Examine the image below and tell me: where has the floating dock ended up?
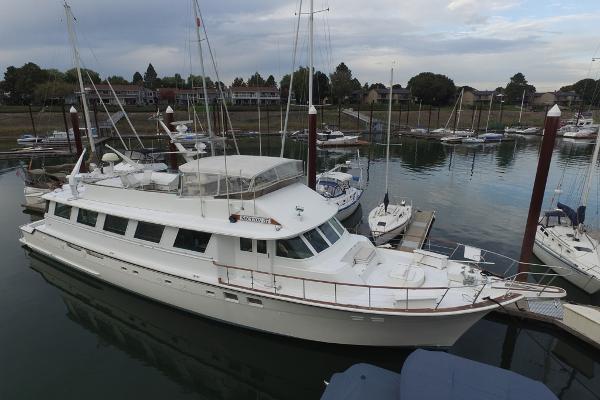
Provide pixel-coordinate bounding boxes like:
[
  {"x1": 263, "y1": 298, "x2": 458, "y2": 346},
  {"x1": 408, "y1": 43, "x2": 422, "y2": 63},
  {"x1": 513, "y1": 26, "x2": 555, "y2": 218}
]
[
  {"x1": 397, "y1": 210, "x2": 435, "y2": 252},
  {"x1": 498, "y1": 299, "x2": 600, "y2": 350}
]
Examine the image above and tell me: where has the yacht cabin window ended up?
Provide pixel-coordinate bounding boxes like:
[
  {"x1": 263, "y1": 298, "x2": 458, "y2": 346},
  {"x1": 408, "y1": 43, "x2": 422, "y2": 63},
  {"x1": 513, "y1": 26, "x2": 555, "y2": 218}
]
[
  {"x1": 257, "y1": 240, "x2": 267, "y2": 254},
  {"x1": 54, "y1": 203, "x2": 72, "y2": 219},
  {"x1": 303, "y1": 229, "x2": 330, "y2": 253},
  {"x1": 318, "y1": 222, "x2": 340, "y2": 244},
  {"x1": 276, "y1": 237, "x2": 313, "y2": 259},
  {"x1": 173, "y1": 229, "x2": 212, "y2": 253},
  {"x1": 240, "y1": 237, "x2": 253, "y2": 252},
  {"x1": 329, "y1": 218, "x2": 345, "y2": 236},
  {"x1": 134, "y1": 221, "x2": 165, "y2": 243},
  {"x1": 44, "y1": 200, "x2": 50, "y2": 214},
  {"x1": 77, "y1": 209, "x2": 98, "y2": 227},
  {"x1": 103, "y1": 215, "x2": 129, "y2": 235}
]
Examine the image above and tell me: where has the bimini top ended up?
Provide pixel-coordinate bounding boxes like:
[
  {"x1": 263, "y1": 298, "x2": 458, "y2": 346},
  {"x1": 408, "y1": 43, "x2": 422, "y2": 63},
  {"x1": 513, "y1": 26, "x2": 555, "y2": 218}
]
[
  {"x1": 317, "y1": 171, "x2": 354, "y2": 183},
  {"x1": 178, "y1": 155, "x2": 304, "y2": 197}
]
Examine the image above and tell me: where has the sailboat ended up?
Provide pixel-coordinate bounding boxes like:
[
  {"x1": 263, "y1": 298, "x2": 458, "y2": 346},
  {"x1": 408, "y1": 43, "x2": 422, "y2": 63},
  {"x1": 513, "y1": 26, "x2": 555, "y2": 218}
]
[
  {"x1": 440, "y1": 88, "x2": 472, "y2": 144},
  {"x1": 368, "y1": 68, "x2": 413, "y2": 246},
  {"x1": 533, "y1": 111, "x2": 600, "y2": 294},
  {"x1": 316, "y1": 153, "x2": 364, "y2": 221}
]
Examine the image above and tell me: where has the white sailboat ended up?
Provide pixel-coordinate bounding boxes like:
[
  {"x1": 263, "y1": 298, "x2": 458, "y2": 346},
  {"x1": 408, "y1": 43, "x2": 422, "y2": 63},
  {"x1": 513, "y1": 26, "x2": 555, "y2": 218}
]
[
  {"x1": 440, "y1": 88, "x2": 472, "y2": 144},
  {"x1": 368, "y1": 68, "x2": 413, "y2": 246},
  {"x1": 534, "y1": 105, "x2": 600, "y2": 293}
]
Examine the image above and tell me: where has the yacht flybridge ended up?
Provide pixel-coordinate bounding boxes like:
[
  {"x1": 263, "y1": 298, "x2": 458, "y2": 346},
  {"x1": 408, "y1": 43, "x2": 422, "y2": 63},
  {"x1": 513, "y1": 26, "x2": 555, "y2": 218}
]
[{"x1": 20, "y1": 151, "x2": 566, "y2": 347}]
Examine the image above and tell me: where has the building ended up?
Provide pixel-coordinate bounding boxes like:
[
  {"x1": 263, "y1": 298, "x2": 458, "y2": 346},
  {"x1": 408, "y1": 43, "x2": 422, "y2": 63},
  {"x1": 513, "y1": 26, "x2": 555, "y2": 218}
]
[
  {"x1": 229, "y1": 86, "x2": 280, "y2": 105},
  {"x1": 84, "y1": 84, "x2": 152, "y2": 106},
  {"x1": 462, "y1": 90, "x2": 497, "y2": 105},
  {"x1": 173, "y1": 88, "x2": 221, "y2": 106},
  {"x1": 364, "y1": 87, "x2": 410, "y2": 104},
  {"x1": 533, "y1": 91, "x2": 580, "y2": 107}
]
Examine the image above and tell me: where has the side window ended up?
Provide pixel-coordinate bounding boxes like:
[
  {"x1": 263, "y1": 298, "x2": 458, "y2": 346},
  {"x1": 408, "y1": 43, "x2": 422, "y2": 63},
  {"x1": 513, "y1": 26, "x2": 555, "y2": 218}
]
[
  {"x1": 303, "y1": 229, "x2": 329, "y2": 253},
  {"x1": 329, "y1": 218, "x2": 345, "y2": 235},
  {"x1": 44, "y1": 200, "x2": 50, "y2": 214},
  {"x1": 240, "y1": 237, "x2": 253, "y2": 252},
  {"x1": 276, "y1": 237, "x2": 313, "y2": 259},
  {"x1": 173, "y1": 229, "x2": 211, "y2": 253},
  {"x1": 134, "y1": 221, "x2": 165, "y2": 243},
  {"x1": 54, "y1": 203, "x2": 72, "y2": 219},
  {"x1": 103, "y1": 215, "x2": 129, "y2": 235},
  {"x1": 257, "y1": 240, "x2": 267, "y2": 254},
  {"x1": 77, "y1": 209, "x2": 98, "y2": 227},
  {"x1": 318, "y1": 222, "x2": 339, "y2": 244}
]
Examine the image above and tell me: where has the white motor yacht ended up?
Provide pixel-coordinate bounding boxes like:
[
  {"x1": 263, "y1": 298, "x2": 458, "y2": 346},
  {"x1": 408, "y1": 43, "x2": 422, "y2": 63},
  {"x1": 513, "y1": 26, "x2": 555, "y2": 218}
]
[
  {"x1": 20, "y1": 151, "x2": 565, "y2": 347},
  {"x1": 316, "y1": 129, "x2": 359, "y2": 147}
]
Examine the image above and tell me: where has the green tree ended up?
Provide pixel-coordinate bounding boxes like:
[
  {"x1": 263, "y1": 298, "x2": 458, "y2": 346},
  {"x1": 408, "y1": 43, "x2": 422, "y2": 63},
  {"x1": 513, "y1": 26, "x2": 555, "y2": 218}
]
[
  {"x1": 1, "y1": 62, "x2": 49, "y2": 104},
  {"x1": 314, "y1": 71, "x2": 330, "y2": 103},
  {"x1": 406, "y1": 72, "x2": 456, "y2": 106},
  {"x1": 33, "y1": 81, "x2": 75, "y2": 104},
  {"x1": 105, "y1": 75, "x2": 129, "y2": 85},
  {"x1": 504, "y1": 73, "x2": 535, "y2": 104},
  {"x1": 187, "y1": 74, "x2": 214, "y2": 89},
  {"x1": 560, "y1": 78, "x2": 599, "y2": 106},
  {"x1": 143, "y1": 63, "x2": 158, "y2": 88},
  {"x1": 232, "y1": 77, "x2": 246, "y2": 87},
  {"x1": 330, "y1": 62, "x2": 360, "y2": 103},
  {"x1": 248, "y1": 72, "x2": 265, "y2": 86},
  {"x1": 132, "y1": 71, "x2": 143, "y2": 85},
  {"x1": 65, "y1": 68, "x2": 101, "y2": 84},
  {"x1": 265, "y1": 74, "x2": 277, "y2": 87},
  {"x1": 160, "y1": 73, "x2": 186, "y2": 88},
  {"x1": 280, "y1": 74, "x2": 291, "y2": 99},
  {"x1": 368, "y1": 83, "x2": 386, "y2": 90}
]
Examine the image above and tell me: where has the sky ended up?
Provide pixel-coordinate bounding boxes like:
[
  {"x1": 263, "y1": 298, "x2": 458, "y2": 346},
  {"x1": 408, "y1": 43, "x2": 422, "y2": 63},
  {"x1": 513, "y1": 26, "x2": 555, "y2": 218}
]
[{"x1": 1, "y1": 0, "x2": 600, "y2": 91}]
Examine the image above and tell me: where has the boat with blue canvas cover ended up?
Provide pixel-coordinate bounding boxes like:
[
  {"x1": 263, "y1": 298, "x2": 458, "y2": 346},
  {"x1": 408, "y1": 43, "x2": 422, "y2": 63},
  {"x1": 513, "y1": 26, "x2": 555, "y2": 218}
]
[{"x1": 321, "y1": 349, "x2": 557, "y2": 400}]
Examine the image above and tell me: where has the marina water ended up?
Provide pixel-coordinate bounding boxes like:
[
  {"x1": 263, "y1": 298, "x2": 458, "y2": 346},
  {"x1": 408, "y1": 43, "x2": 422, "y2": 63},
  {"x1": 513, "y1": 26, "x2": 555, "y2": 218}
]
[{"x1": 1, "y1": 136, "x2": 599, "y2": 399}]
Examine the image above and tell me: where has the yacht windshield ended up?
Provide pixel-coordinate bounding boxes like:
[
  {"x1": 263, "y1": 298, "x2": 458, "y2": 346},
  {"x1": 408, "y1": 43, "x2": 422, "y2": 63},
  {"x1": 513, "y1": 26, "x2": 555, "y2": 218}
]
[
  {"x1": 276, "y1": 237, "x2": 313, "y2": 259},
  {"x1": 318, "y1": 222, "x2": 340, "y2": 244},
  {"x1": 329, "y1": 218, "x2": 345, "y2": 236},
  {"x1": 303, "y1": 229, "x2": 330, "y2": 253}
]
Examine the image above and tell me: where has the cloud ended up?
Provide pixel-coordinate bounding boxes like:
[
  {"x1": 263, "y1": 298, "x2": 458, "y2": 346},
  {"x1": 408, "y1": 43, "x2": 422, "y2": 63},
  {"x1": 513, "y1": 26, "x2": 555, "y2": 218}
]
[{"x1": 0, "y1": 0, "x2": 599, "y2": 92}]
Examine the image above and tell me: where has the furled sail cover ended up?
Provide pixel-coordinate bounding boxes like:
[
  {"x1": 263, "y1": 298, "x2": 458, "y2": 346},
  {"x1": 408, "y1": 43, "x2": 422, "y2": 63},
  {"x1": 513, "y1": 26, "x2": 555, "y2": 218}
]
[{"x1": 557, "y1": 202, "x2": 586, "y2": 226}]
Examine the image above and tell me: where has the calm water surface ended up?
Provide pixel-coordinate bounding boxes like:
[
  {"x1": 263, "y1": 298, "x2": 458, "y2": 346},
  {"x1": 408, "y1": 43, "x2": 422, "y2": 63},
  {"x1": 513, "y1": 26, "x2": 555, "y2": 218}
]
[{"x1": 1, "y1": 135, "x2": 600, "y2": 399}]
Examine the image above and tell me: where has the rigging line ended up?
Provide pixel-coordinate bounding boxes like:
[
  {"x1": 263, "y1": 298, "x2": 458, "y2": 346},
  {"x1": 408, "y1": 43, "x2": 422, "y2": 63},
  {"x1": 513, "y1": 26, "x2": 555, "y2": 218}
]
[
  {"x1": 194, "y1": 0, "x2": 239, "y2": 155},
  {"x1": 86, "y1": 73, "x2": 128, "y2": 150},
  {"x1": 280, "y1": 0, "x2": 304, "y2": 157}
]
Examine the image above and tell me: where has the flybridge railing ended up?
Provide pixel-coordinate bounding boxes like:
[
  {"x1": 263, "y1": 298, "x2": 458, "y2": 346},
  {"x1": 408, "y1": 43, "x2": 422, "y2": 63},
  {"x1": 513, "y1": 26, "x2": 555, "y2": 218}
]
[{"x1": 213, "y1": 261, "x2": 534, "y2": 312}]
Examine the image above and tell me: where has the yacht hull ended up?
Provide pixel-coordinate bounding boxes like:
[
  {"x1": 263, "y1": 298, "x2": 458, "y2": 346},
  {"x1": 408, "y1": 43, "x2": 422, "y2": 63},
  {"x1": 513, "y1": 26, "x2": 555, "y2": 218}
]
[
  {"x1": 533, "y1": 239, "x2": 600, "y2": 294},
  {"x1": 20, "y1": 226, "x2": 493, "y2": 347}
]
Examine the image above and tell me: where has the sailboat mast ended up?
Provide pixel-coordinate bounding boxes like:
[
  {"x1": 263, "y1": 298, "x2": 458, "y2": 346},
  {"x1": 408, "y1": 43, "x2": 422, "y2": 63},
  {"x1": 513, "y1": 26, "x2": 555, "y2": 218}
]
[
  {"x1": 193, "y1": 0, "x2": 215, "y2": 156},
  {"x1": 385, "y1": 68, "x2": 393, "y2": 194},
  {"x1": 456, "y1": 88, "x2": 464, "y2": 129},
  {"x1": 307, "y1": 0, "x2": 317, "y2": 190},
  {"x1": 582, "y1": 129, "x2": 600, "y2": 208},
  {"x1": 485, "y1": 94, "x2": 494, "y2": 133},
  {"x1": 64, "y1": 2, "x2": 95, "y2": 153},
  {"x1": 518, "y1": 89, "x2": 525, "y2": 124}
]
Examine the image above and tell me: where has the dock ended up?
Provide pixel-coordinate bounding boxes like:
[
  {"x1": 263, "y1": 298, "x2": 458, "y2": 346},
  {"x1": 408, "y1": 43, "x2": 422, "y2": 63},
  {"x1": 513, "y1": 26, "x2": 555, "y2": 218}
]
[
  {"x1": 397, "y1": 210, "x2": 435, "y2": 252},
  {"x1": 498, "y1": 299, "x2": 600, "y2": 350}
]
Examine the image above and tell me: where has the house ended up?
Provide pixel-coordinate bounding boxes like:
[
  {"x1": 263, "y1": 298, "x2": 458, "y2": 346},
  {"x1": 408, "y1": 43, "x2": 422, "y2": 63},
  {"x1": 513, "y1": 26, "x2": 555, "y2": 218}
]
[
  {"x1": 364, "y1": 87, "x2": 410, "y2": 104},
  {"x1": 533, "y1": 91, "x2": 580, "y2": 107},
  {"x1": 462, "y1": 90, "x2": 496, "y2": 105},
  {"x1": 230, "y1": 86, "x2": 280, "y2": 105},
  {"x1": 84, "y1": 84, "x2": 150, "y2": 106},
  {"x1": 173, "y1": 88, "x2": 220, "y2": 105}
]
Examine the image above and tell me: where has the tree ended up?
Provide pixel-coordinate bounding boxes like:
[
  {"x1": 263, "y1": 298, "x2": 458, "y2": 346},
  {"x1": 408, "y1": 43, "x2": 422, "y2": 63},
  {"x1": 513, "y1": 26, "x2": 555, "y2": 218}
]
[
  {"x1": 105, "y1": 75, "x2": 129, "y2": 85},
  {"x1": 143, "y1": 63, "x2": 158, "y2": 88},
  {"x1": 65, "y1": 68, "x2": 101, "y2": 84},
  {"x1": 214, "y1": 81, "x2": 226, "y2": 91},
  {"x1": 1, "y1": 63, "x2": 49, "y2": 104},
  {"x1": 232, "y1": 77, "x2": 246, "y2": 87},
  {"x1": 160, "y1": 73, "x2": 186, "y2": 88},
  {"x1": 247, "y1": 72, "x2": 265, "y2": 86},
  {"x1": 406, "y1": 72, "x2": 456, "y2": 106},
  {"x1": 33, "y1": 81, "x2": 75, "y2": 104},
  {"x1": 330, "y1": 62, "x2": 360, "y2": 103},
  {"x1": 504, "y1": 73, "x2": 535, "y2": 104},
  {"x1": 560, "y1": 78, "x2": 599, "y2": 106},
  {"x1": 132, "y1": 71, "x2": 143, "y2": 85},
  {"x1": 314, "y1": 71, "x2": 330, "y2": 103},
  {"x1": 280, "y1": 74, "x2": 291, "y2": 99},
  {"x1": 265, "y1": 74, "x2": 277, "y2": 88},
  {"x1": 368, "y1": 83, "x2": 386, "y2": 90}
]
